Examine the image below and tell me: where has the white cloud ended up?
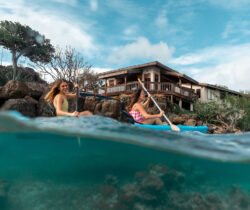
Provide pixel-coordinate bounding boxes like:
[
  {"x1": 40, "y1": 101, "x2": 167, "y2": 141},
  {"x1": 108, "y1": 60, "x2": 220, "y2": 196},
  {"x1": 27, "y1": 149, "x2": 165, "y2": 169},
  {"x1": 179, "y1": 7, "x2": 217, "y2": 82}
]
[
  {"x1": 155, "y1": 10, "x2": 168, "y2": 28},
  {"x1": 90, "y1": 0, "x2": 98, "y2": 11},
  {"x1": 51, "y1": 0, "x2": 77, "y2": 6},
  {"x1": 92, "y1": 67, "x2": 111, "y2": 74},
  {"x1": 123, "y1": 25, "x2": 138, "y2": 36},
  {"x1": 207, "y1": 0, "x2": 250, "y2": 9},
  {"x1": 108, "y1": 37, "x2": 175, "y2": 64},
  {"x1": 223, "y1": 20, "x2": 250, "y2": 39},
  {"x1": 0, "y1": 0, "x2": 97, "y2": 57},
  {"x1": 1, "y1": 61, "x2": 12, "y2": 66},
  {"x1": 169, "y1": 44, "x2": 250, "y2": 91}
]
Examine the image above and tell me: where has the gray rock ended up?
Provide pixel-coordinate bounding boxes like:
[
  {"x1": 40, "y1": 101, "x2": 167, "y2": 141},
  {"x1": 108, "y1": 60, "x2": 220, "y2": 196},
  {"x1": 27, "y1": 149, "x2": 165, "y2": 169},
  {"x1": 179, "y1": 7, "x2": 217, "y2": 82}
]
[
  {"x1": 68, "y1": 97, "x2": 85, "y2": 112},
  {"x1": 37, "y1": 100, "x2": 56, "y2": 117},
  {"x1": 1, "y1": 98, "x2": 37, "y2": 117},
  {"x1": 0, "y1": 80, "x2": 29, "y2": 99},
  {"x1": 83, "y1": 96, "x2": 99, "y2": 112},
  {"x1": 26, "y1": 82, "x2": 48, "y2": 100}
]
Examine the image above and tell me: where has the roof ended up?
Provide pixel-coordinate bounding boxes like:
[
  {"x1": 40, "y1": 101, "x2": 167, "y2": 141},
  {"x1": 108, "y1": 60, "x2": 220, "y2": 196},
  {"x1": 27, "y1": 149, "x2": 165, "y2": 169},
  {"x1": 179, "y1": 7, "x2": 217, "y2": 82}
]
[
  {"x1": 98, "y1": 61, "x2": 199, "y2": 84},
  {"x1": 199, "y1": 83, "x2": 242, "y2": 95}
]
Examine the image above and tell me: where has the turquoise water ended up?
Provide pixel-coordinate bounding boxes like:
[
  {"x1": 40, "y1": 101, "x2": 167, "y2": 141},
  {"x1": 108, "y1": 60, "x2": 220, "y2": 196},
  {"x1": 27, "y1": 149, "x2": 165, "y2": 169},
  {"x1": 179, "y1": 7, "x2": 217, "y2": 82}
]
[{"x1": 0, "y1": 111, "x2": 250, "y2": 209}]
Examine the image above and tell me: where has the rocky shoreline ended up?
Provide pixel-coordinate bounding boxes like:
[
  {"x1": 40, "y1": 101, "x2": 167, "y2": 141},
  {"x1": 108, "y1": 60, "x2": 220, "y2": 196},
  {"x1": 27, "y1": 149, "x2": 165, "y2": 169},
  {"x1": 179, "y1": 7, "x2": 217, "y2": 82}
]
[{"x1": 0, "y1": 80, "x2": 242, "y2": 134}]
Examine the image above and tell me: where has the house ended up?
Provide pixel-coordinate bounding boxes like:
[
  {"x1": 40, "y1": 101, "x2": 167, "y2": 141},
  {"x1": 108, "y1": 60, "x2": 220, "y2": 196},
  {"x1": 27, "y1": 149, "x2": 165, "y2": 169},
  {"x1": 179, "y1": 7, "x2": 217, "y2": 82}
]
[
  {"x1": 96, "y1": 61, "x2": 199, "y2": 110},
  {"x1": 182, "y1": 83, "x2": 242, "y2": 102}
]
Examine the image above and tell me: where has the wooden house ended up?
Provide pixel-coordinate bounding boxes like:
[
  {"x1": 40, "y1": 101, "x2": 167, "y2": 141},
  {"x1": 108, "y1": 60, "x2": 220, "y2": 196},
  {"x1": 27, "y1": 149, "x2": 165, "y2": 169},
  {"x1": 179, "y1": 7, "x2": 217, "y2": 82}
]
[
  {"x1": 182, "y1": 83, "x2": 242, "y2": 102},
  {"x1": 96, "y1": 61, "x2": 199, "y2": 110}
]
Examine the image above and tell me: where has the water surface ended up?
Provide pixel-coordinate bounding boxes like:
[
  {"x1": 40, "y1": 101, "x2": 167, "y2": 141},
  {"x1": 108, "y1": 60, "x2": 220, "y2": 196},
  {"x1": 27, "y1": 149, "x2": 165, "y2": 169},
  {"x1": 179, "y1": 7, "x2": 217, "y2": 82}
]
[{"x1": 0, "y1": 111, "x2": 250, "y2": 209}]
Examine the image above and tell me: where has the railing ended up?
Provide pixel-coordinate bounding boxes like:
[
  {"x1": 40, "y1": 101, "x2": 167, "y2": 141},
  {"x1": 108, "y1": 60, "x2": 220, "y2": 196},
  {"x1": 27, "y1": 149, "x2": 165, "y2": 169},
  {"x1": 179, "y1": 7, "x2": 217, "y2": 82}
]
[{"x1": 95, "y1": 81, "x2": 197, "y2": 99}]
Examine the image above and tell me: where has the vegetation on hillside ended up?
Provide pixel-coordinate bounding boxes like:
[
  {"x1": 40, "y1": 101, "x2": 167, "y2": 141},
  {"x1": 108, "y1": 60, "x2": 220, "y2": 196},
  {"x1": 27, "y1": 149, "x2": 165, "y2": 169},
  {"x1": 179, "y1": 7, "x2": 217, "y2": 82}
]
[{"x1": 194, "y1": 95, "x2": 250, "y2": 131}]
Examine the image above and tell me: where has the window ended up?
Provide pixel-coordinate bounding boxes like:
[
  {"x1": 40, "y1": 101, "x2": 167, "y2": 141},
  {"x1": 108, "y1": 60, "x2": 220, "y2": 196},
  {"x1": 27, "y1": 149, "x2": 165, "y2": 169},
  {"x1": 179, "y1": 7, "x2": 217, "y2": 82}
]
[
  {"x1": 196, "y1": 89, "x2": 201, "y2": 98},
  {"x1": 144, "y1": 73, "x2": 151, "y2": 89},
  {"x1": 220, "y1": 91, "x2": 226, "y2": 99},
  {"x1": 207, "y1": 89, "x2": 215, "y2": 100},
  {"x1": 109, "y1": 79, "x2": 114, "y2": 87},
  {"x1": 155, "y1": 74, "x2": 159, "y2": 90}
]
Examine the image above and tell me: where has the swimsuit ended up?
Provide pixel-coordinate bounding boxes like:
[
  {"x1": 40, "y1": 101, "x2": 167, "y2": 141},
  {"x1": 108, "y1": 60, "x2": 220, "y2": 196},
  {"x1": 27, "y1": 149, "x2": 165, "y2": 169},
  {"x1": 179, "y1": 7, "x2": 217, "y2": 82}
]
[
  {"x1": 53, "y1": 96, "x2": 69, "y2": 112},
  {"x1": 129, "y1": 111, "x2": 144, "y2": 123}
]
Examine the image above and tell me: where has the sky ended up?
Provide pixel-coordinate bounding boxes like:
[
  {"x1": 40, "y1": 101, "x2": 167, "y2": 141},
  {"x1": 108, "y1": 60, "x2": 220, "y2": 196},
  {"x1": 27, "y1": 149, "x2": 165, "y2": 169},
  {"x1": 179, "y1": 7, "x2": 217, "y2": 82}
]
[{"x1": 0, "y1": 0, "x2": 250, "y2": 91}]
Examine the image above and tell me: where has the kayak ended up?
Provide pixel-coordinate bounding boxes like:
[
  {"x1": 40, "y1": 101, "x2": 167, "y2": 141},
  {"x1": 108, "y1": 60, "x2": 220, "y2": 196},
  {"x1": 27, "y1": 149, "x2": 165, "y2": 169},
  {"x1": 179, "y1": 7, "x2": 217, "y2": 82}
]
[{"x1": 134, "y1": 124, "x2": 208, "y2": 133}]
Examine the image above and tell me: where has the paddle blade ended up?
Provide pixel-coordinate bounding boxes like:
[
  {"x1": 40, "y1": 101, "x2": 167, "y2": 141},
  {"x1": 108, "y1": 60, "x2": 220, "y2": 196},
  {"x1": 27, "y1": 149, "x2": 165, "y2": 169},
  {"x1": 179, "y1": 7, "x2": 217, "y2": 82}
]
[{"x1": 170, "y1": 124, "x2": 180, "y2": 132}]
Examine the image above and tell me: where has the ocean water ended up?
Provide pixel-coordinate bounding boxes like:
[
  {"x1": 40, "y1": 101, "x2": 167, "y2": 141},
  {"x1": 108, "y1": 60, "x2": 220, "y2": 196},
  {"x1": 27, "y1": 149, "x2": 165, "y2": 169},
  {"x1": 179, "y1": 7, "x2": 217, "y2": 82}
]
[{"x1": 0, "y1": 111, "x2": 250, "y2": 210}]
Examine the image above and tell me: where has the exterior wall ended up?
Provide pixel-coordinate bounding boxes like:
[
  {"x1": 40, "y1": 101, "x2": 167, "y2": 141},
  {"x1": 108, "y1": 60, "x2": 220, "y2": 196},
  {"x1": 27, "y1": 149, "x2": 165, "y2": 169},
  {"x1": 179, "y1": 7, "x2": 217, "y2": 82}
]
[
  {"x1": 142, "y1": 67, "x2": 161, "y2": 90},
  {"x1": 182, "y1": 84, "x2": 222, "y2": 102}
]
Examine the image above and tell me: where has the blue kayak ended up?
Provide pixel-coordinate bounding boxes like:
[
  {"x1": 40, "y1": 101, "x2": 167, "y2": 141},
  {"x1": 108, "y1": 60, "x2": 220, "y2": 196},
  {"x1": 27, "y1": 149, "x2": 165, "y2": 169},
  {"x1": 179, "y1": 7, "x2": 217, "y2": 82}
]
[{"x1": 135, "y1": 124, "x2": 208, "y2": 133}]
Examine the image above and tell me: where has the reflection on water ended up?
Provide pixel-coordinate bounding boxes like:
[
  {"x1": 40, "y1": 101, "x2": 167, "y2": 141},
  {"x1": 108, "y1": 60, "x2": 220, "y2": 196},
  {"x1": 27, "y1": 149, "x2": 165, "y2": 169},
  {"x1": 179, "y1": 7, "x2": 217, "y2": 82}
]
[{"x1": 0, "y1": 112, "x2": 250, "y2": 209}]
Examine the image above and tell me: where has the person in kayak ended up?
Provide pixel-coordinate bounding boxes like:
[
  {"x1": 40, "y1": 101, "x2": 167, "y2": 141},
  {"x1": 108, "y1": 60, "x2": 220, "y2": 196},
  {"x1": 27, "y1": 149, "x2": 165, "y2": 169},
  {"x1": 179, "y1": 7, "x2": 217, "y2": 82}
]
[
  {"x1": 127, "y1": 89, "x2": 166, "y2": 125},
  {"x1": 45, "y1": 79, "x2": 93, "y2": 117}
]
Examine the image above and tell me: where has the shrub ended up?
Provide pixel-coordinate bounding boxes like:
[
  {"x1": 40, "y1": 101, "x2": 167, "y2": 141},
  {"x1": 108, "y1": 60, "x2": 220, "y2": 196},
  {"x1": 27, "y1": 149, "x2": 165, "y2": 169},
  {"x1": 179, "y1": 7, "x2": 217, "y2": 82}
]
[{"x1": 194, "y1": 95, "x2": 250, "y2": 131}]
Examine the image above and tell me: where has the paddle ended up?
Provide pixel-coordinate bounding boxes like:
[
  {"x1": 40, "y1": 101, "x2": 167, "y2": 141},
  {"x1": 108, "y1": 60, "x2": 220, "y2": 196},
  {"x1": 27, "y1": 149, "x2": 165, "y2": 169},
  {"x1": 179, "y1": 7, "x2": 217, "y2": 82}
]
[
  {"x1": 138, "y1": 78, "x2": 180, "y2": 132},
  {"x1": 75, "y1": 68, "x2": 81, "y2": 146},
  {"x1": 75, "y1": 68, "x2": 79, "y2": 112}
]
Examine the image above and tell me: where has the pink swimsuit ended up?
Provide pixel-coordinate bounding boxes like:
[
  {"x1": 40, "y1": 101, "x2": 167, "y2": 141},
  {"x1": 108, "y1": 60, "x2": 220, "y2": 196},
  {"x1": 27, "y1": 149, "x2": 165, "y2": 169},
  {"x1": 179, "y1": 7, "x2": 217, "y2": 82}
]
[{"x1": 129, "y1": 111, "x2": 144, "y2": 123}]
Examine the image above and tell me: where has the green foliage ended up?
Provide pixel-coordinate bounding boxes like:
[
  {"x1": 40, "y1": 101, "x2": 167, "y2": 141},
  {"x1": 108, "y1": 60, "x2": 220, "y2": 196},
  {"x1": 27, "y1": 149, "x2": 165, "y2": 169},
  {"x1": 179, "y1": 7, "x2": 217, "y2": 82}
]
[
  {"x1": 166, "y1": 99, "x2": 192, "y2": 115},
  {"x1": 0, "y1": 20, "x2": 55, "y2": 79},
  {"x1": 194, "y1": 95, "x2": 250, "y2": 131}
]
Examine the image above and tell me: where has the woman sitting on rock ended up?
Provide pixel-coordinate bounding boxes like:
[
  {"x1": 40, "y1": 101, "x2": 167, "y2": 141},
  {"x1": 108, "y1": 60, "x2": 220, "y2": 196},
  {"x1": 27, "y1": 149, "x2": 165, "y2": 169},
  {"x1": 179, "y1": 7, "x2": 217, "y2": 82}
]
[
  {"x1": 127, "y1": 89, "x2": 166, "y2": 125},
  {"x1": 45, "y1": 79, "x2": 92, "y2": 117}
]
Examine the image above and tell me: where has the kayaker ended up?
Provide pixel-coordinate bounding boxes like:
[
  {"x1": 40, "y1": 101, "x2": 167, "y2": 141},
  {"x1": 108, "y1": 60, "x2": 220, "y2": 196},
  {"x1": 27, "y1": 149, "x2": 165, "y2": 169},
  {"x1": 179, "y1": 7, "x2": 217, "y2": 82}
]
[
  {"x1": 127, "y1": 89, "x2": 166, "y2": 125},
  {"x1": 45, "y1": 79, "x2": 93, "y2": 117}
]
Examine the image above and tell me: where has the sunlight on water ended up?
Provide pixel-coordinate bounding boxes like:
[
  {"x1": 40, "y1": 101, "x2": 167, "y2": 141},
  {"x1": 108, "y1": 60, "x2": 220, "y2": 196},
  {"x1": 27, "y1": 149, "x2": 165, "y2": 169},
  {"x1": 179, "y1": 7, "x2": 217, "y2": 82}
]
[{"x1": 0, "y1": 111, "x2": 250, "y2": 209}]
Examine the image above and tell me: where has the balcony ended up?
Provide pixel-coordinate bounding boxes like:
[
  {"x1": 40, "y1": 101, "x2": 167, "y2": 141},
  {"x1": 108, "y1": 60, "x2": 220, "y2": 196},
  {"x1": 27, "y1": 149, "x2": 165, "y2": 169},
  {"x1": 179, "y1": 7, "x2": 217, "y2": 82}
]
[{"x1": 95, "y1": 81, "x2": 197, "y2": 100}]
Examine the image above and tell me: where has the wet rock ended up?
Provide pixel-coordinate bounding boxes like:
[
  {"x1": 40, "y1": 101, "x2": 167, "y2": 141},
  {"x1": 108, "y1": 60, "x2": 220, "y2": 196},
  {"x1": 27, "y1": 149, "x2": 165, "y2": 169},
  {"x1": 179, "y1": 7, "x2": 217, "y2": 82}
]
[
  {"x1": 68, "y1": 97, "x2": 85, "y2": 112},
  {"x1": 94, "y1": 102, "x2": 102, "y2": 114},
  {"x1": 84, "y1": 96, "x2": 99, "y2": 112},
  {"x1": 26, "y1": 82, "x2": 47, "y2": 100},
  {"x1": 149, "y1": 164, "x2": 185, "y2": 191},
  {"x1": 37, "y1": 99, "x2": 56, "y2": 117},
  {"x1": 207, "y1": 124, "x2": 227, "y2": 134},
  {"x1": 170, "y1": 115, "x2": 186, "y2": 124},
  {"x1": 228, "y1": 185, "x2": 250, "y2": 209},
  {"x1": 1, "y1": 98, "x2": 37, "y2": 117},
  {"x1": 119, "y1": 94, "x2": 131, "y2": 107},
  {"x1": 184, "y1": 119, "x2": 197, "y2": 126},
  {"x1": 0, "y1": 80, "x2": 29, "y2": 99}
]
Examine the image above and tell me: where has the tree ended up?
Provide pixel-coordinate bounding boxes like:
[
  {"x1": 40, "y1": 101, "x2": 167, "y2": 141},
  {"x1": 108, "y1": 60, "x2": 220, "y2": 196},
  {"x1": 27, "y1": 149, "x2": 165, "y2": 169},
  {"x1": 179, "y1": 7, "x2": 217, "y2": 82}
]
[
  {"x1": 79, "y1": 67, "x2": 101, "y2": 91},
  {"x1": 33, "y1": 46, "x2": 99, "y2": 89},
  {"x1": 0, "y1": 20, "x2": 55, "y2": 80}
]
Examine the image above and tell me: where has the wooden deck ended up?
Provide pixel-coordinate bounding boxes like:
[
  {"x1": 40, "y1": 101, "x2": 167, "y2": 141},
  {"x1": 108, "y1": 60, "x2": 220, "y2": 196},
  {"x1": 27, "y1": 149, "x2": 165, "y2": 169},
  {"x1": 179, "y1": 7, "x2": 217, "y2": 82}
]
[{"x1": 95, "y1": 81, "x2": 197, "y2": 101}]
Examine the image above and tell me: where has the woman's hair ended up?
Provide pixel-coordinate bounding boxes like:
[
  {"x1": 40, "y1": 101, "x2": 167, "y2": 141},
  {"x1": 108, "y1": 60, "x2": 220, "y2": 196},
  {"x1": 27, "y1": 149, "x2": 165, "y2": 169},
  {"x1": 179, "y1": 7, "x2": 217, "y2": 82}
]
[
  {"x1": 127, "y1": 88, "x2": 143, "y2": 111},
  {"x1": 45, "y1": 79, "x2": 68, "y2": 104}
]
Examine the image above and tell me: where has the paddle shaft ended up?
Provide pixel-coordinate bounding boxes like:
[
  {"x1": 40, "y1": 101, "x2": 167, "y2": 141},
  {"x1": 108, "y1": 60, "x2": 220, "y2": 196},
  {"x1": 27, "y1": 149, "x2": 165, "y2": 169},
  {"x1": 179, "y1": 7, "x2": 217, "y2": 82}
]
[
  {"x1": 75, "y1": 71, "x2": 79, "y2": 112},
  {"x1": 139, "y1": 79, "x2": 172, "y2": 125}
]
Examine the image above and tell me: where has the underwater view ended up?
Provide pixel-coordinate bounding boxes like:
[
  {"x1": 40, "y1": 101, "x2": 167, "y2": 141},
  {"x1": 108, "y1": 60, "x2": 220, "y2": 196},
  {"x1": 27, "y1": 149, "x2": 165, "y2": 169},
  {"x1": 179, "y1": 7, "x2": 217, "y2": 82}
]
[{"x1": 0, "y1": 111, "x2": 250, "y2": 209}]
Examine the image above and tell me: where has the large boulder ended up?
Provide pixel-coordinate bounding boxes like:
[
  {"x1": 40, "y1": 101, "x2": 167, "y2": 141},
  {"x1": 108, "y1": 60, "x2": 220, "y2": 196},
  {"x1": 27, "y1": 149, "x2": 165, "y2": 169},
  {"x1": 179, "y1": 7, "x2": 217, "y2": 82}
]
[
  {"x1": 93, "y1": 100, "x2": 121, "y2": 119},
  {"x1": 37, "y1": 99, "x2": 56, "y2": 117},
  {"x1": 1, "y1": 97, "x2": 37, "y2": 117},
  {"x1": 83, "y1": 96, "x2": 99, "y2": 112},
  {"x1": 68, "y1": 97, "x2": 85, "y2": 112},
  {"x1": 26, "y1": 82, "x2": 48, "y2": 100},
  {"x1": 184, "y1": 119, "x2": 197, "y2": 126},
  {"x1": 0, "y1": 80, "x2": 29, "y2": 99}
]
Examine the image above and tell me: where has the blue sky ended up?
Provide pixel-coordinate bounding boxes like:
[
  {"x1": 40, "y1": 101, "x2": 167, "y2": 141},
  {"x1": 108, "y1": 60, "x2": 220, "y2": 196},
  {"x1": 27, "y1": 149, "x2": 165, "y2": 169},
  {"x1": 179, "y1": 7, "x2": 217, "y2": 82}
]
[{"x1": 0, "y1": 0, "x2": 250, "y2": 91}]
